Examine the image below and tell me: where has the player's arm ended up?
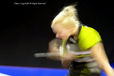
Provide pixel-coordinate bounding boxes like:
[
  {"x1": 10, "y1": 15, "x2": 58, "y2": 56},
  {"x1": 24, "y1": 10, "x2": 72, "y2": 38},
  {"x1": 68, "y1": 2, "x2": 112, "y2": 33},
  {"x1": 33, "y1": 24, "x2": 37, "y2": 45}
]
[
  {"x1": 90, "y1": 42, "x2": 114, "y2": 76},
  {"x1": 48, "y1": 38, "x2": 76, "y2": 68}
]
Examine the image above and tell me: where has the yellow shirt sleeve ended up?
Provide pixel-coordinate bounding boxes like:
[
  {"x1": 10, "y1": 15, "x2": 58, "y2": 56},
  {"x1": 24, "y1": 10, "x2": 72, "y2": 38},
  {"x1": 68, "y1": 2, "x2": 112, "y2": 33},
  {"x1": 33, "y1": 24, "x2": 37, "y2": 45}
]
[{"x1": 78, "y1": 25, "x2": 102, "y2": 50}]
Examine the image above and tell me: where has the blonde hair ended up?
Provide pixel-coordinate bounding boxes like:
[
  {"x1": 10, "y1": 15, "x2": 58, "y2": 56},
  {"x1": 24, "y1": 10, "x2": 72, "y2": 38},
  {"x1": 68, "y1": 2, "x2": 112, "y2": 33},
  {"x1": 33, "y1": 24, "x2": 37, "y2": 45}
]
[{"x1": 51, "y1": 5, "x2": 80, "y2": 28}]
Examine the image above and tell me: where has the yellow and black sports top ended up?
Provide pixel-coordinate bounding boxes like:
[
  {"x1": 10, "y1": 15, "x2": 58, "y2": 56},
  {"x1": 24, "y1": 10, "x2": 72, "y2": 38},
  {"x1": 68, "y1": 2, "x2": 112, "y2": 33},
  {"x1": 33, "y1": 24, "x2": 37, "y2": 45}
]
[
  {"x1": 78, "y1": 25, "x2": 102, "y2": 50},
  {"x1": 60, "y1": 25, "x2": 102, "y2": 60}
]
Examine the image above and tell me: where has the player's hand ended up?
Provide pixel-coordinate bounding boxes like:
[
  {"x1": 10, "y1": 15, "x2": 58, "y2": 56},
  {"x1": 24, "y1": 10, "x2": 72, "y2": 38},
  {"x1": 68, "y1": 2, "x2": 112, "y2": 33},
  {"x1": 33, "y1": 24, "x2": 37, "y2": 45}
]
[{"x1": 61, "y1": 53, "x2": 76, "y2": 68}]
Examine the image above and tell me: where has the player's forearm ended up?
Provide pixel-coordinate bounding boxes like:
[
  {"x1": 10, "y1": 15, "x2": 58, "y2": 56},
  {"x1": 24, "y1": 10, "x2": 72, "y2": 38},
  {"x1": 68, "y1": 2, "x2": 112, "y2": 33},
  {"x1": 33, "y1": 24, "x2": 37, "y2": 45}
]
[
  {"x1": 95, "y1": 57, "x2": 113, "y2": 76},
  {"x1": 90, "y1": 42, "x2": 113, "y2": 76}
]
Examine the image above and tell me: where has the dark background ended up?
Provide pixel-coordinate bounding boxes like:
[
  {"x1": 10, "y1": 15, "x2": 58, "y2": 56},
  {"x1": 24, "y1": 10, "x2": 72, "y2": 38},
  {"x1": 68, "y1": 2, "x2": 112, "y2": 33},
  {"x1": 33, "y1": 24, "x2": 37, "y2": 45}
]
[{"x1": 0, "y1": 0, "x2": 114, "y2": 68}]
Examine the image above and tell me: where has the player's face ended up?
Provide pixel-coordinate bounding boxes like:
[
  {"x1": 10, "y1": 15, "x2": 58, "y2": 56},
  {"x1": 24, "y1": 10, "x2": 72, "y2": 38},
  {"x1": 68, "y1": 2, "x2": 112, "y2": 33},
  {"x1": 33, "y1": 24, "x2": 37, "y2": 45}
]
[{"x1": 52, "y1": 23, "x2": 74, "y2": 40}]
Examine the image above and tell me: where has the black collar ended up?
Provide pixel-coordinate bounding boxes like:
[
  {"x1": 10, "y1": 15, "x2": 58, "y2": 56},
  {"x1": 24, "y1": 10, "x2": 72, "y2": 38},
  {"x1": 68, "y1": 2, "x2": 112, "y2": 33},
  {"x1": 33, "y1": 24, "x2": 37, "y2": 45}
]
[
  {"x1": 78, "y1": 24, "x2": 82, "y2": 35},
  {"x1": 67, "y1": 24, "x2": 82, "y2": 44}
]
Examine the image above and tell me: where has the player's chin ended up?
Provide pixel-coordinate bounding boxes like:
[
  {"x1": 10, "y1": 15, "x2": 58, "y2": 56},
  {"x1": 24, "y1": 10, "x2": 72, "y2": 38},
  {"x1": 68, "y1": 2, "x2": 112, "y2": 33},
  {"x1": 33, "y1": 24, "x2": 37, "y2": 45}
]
[
  {"x1": 57, "y1": 35, "x2": 69, "y2": 40},
  {"x1": 61, "y1": 36, "x2": 68, "y2": 40}
]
